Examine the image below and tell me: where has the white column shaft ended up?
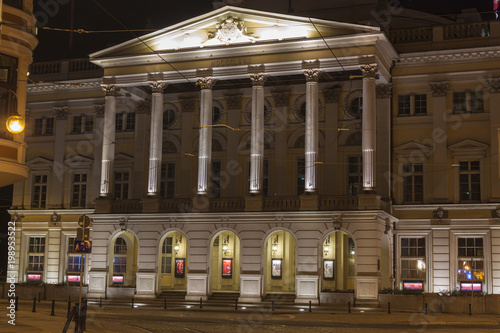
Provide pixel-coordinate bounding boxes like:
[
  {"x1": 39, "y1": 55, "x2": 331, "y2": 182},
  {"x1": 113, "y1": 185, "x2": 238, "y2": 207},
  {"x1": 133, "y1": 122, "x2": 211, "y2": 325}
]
[
  {"x1": 305, "y1": 81, "x2": 318, "y2": 192},
  {"x1": 197, "y1": 88, "x2": 212, "y2": 194},
  {"x1": 250, "y1": 85, "x2": 264, "y2": 193},
  {"x1": 362, "y1": 76, "x2": 376, "y2": 190},
  {"x1": 100, "y1": 95, "x2": 116, "y2": 196},
  {"x1": 147, "y1": 92, "x2": 164, "y2": 195}
]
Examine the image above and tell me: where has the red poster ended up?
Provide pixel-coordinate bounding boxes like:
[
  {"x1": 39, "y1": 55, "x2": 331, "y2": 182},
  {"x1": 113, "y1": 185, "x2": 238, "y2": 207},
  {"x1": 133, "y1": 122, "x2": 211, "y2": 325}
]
[
  {"x1": 175, "y1": 258, "x2": 185, "y2": 277},
  {"x1": 495, "y1": 0, "x2": 499, "y2": 11},
  {"x1": 222, "y1": 259, "x2": 232, "y2": 278}
]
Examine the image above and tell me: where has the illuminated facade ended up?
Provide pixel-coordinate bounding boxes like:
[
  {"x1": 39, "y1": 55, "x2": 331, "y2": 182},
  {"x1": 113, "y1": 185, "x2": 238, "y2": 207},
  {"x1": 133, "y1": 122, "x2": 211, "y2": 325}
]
[
  {"x1": 9, "y1": 5, "x2": 500, "y2": 303},
  {"x1": 0, "y1": 0, "x2": 37, "y2": 186}
]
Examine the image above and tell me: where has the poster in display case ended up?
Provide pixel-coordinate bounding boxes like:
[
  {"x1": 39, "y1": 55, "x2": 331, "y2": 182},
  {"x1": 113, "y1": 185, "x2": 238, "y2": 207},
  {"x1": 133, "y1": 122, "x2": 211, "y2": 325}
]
[
  {"x1": 175, "y1": 258, "x2": 185, "y2": 278},
  {"x1": 222, "y1": 258, "x2": 232, "y2": 278},
  {"x1": 323, "y1": 259, "x2": 335, "y2": 280},
  {"x1": 271, "y1": 259, "x2": 282, "y2": 279}
]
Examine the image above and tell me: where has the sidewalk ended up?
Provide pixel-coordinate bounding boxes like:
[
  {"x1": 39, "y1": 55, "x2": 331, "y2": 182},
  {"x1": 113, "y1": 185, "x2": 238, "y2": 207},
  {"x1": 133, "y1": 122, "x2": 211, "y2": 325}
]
[{"x1": 1, "y1": 299, "x2": 499, "y2": 332}]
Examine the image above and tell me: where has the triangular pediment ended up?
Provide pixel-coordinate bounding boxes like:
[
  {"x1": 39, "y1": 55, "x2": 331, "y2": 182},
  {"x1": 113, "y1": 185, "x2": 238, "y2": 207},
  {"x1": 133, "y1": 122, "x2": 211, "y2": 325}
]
[
  {"x1": 90, "y1": 6, "x2": 380, "y2": 61},
  {"x1": 26, "y1": 157, "x2": 53, "y2": 170},
  {"x1": 114, "y1": 153, "x2": 134, "y2": 168},
  {"x1": 394, "y1": 142, "x2": 433, "y2": 158},
  {"x1": 449, "y1": 139, "x2": 488, "y2": 157},
  {"x1": 64, "y1": 155, "x2": 93, "y2": 169}
]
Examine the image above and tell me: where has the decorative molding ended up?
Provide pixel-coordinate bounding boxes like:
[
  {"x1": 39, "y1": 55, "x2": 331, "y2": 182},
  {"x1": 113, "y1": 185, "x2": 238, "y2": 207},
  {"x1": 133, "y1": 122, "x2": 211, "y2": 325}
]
[
  {"x1": 101, "y1": 84, "x2": 120, "y2": 96},
  {"x1": 487, "y1": 78, "x2": 500, "y2": 94},
  {"x1": 180, "y1": 97, "x2": 196, "y2": 112},
  {"x1": 204, "y1": 16, "x2": 256, "y2": 45},
  {"x1": 323, "y1": 87, "x2": 340, "y2": 104},
  {"x1": 399, "y1": 50, "x2": 500, "y2": 65},
  {"x1": 28, "y1": 81, "x2": 102, "y2": 93},
  {"x1": 343, "y1": 89, "x2": 363, "y2": 119},
  {"x1": 429, "y1": 81, "x2": 449, "y2": 97},
  {"x1": 303, "y1": 68, "x2": 322, "y2": 82},
  {"x1": 53, "y1": 106, "x2": 69, "y2": 120},
  {"x1": 249, "y1": 73, "x2": 268, "y2": 86},
  {"x1": 433, "y1": 207, "x2": 448, "y2": 221},
  {"x1": 360, "y1": 64, "x2": 378, "y2": 77},
  {"x1": 149, "y1": 81, "x2": 168, "y2": 94},
  {"x1": 225, "y1": 95, "x2": 242, "y2": 110},
  {"x1": 376, "y1": 83, "x2": 393, "y2": 99},
  {"x1": 196, "y1": 77, "x2": 217, "y2": 90},
  {"x1": 271, "y1": 90, "x2": 290, "y2": 107},
  {"x1": 93, "y1": 104, "x2": 104, "y2": 118}
]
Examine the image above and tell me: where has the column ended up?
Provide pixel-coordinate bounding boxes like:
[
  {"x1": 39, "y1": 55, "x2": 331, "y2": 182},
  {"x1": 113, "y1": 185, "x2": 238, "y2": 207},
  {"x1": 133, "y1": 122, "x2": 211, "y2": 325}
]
[
  {"x1": 488, "y1": 78, "x2": 500, "y2": 199},
  {"x1": 323, "y1": 87, "x2": 340, "y2": 195},
  {"x1": 99, "y1": 83, "x2": 119, "y2": 197},
  {"x1": 249, "y1": 73, "x2": 267, "y2": 194},
  {"x1": 147, "y1": 79, "x2": 168, "y2": 196},
  {"x1": 196, "y1": 77, "x2": 217, "y2": 195},
  {"x1": 272, "y1": 90, "x2": 290, "y2": 195},
  {"x1": 376, "y1": 83, "x2": 392, "y2": 199},
  {"x1": 303, "y1": 69, "x2": 321, "y2": 193},
  {"x1": 50, "y1": 106, "x2": 68, "y2": 208},
  {"x1": 361, "y1": 64, "x2": 377, "y2": 192},
  {"x1": 92, "y1": 105, "x2": 104, "y2": 202},
  {"x1": 429, "y1": 81, "x2": 449, "y2": 202}
]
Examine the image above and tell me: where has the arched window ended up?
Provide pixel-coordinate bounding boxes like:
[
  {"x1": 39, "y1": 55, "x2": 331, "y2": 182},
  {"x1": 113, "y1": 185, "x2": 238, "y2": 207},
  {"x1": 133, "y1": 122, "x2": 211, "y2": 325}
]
[{"x1": 113, "y1": 237, "x2": 127, "y2": 275}]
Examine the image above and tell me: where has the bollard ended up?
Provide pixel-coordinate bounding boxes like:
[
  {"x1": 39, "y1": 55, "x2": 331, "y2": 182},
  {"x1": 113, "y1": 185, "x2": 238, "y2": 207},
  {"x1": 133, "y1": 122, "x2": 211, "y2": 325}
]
[
  {"x1": 50, "y1": 299, "x2": 55, "y2": 316},
  {"x1": 425, "y1": 303, "x2": 428, "y2": 315},
  {"x1": 67, "y1": 300, "x2": 71, "y2": 318},
  {"x1": 272, "y1": 300, "x2": 275, "y2": 312},
  {"x1": 235, "y1": 299, "x2": 238, "y2": 310},
  {"x1": 15, "y1": 296, "x2": 18, "y2": 311},
  {"x1": 200, "y1": 297, "x2": 203, "y2": 309},
  {"x1": 32, "y1": 297, "x2": 36, "y2": 312},
  {"x1": 348, "y1": 301, "x2": 351, "y2": 313},
  {"x1": 309, "y1": 300, "x2": 312, "y2": 312},
  {"x1": 131, "y1": 297, "x2": 134, "y2": 308},
  {"x1": 388, "y1": 302, "x2": 391, "y2": 314},
  {"x1": 164, "y1": 298, "x2": 167, "y2": 310},
  {"x1": 99, "y1": 296, "x2": 102, "y2": 308},
  {"x1": 38, "y1": 292, "x2": 41, "y2": 303},
  {"x1": 469, "y1": 303, "x2": 472, "y2": 316}
]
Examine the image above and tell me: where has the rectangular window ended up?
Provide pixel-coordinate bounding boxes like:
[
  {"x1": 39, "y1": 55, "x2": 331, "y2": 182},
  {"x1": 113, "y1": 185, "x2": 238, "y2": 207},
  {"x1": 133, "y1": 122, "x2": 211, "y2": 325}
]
[
  {"x1": 297, "y1": 158, "x2": 305, "y2": 195},
  {"x1": 32, "y1": 175, "x2": 48, "y2": 208},
  {"x1": 72, "y1": 116, "x2": 82, "y2": 133},
  {"x1": 160, "y1": 163, "x2": 176, "y2": 198},
  {"x1": 457, "y1": 237, "x2": 484, "y2": 285},
  {"x1": 68, "y1": 255, "x2": 85, "y2": 273},
  {"x1": 403, "y1": 163, "x2": 423, "y2": 203},
  {"x1": 400, "y1": 238, "x2": 426, "y2": 280},
  {"x1": 113, "y1": 256, "x2": 127, "y2": 274},
  {"x1": 71, "y1": 173, "x2": 87, "y2": 208},
  {"x1": 459, "y1": 161, "x2": 480, "y2": 201},
  {"x1": 34, "y1": 118, "x2": 54, "y2": 136},
  {"x1": 84, "y1": 116, "x2": 93, "y2": 133},
  {"x1": 470, "y1": 91, "x2": 483, "y2": 112},
  {"x1": 453, "y1": 92, "x2": 466, "y2": 113},
  {"x1": 414, "y1": 94, "x2": 427, "y2": 115},
  {"x1": 34, "y1": 118, "x2": 43, "y2": 136},
  {"x1": 27, "y1": 237, "x2": 45, "y2": 272},
  {"x1": 348, "y1": 156, "x2": 362, "y2": 195},
  {"x1": 125, "y1": 113, "x2": 135, "y2": 131},
  {"x1": 398, "y1": 95, "x2": 410, "y2": 115},
  {"x1": 161, "y1": 237, "x2": 173, "y2": 274},
  {"x1": 114, "y1": 172, "x2": 129, "y2": 200},
  {"x1": 115, "y1": 113, "x2": 124, "y2": 132},
  {"x1": 45, "y1": 118, "x2": 54, "y2": 135}
]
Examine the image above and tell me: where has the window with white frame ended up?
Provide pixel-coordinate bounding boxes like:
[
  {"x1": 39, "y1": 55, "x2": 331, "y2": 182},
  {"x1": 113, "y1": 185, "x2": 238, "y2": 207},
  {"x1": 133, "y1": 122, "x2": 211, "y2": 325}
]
[
  {"x1": 397, "y1": 94, "x2": 427, "y2": 116},
  {"x1": 113, "y1": 237, "x2": 127, "y2": 275},
  {"x1": 161, "y1": 237, "x2": 173, "y2": 274},
  {"x1": 33, "y1": 117, "x2": 54, "y2": 136},
  {"x1": 27, "y1": 237, "x2": 45, "y2": 272},
  {"x1": 348, "y1": 156, "x2": 362, "y2": 195},
  {"x1": 398, "y1": 95, "x2": 410, "y2": 115},
  {"x1": 71, "y1": 173, "x2": 87, "y2": 208},
  {"x1": 414, "y1": 94, "x2": 427, "y2": 115},
  {"x1": 453, "y1": 92, "x2": 466, "y2": 113},
  {"x1": 67, "y1": 237, "x2": 84, "y2": 273},
  {"x1": 403, "y1": 163, "x2": 423, "y2": 203},
  {"x1": 114, "y1": 172, "x2": 129, "y2": 199},
  {"x1": 116, "y1": 112, "x2": 135, "y2": 132},
  {"x1": 160, "y1": 162, "x2": 176, "y2": 199},
  {"x1": 71, "y1": 115, "x2": 93, "y2": 134},
  {"x1": 457, "y1": 237, "x2": 484, "y2": 290},
  {"x1": 400, "y1": 237, "x2": 426, "y2": 281},
  {"x1": 32, "y1": 174, "x2": 48, "y2": 208},
  {"x1": 459, "y1": 161, "x2": 480, "y2": 202},
  {"x1": 453, "y1": 91, "x2": 483, "y2": 114}
]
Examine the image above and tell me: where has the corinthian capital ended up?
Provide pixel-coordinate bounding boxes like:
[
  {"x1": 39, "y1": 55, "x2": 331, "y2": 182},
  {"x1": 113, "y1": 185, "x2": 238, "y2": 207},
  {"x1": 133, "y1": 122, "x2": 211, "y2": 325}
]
[
  {"x1": 101, "y1": 84, "x2": 120, "y2": 96},
  {"x1": 429, "y1": 82, "x2": 449, "y2": 97},
  {"x1": 376, "y1": 83, "x2": 393, "y2": 99},
  {"x1": 53, "y1": 106, "x2": 69, "y2": 120},
  {"x1": 149, "y1": 81, "x2": 168, "y2": 94},
  {"x1": 487, "y1": 78, "x2": 500, "y2": 94},
  {"x1": 226, "y1": 95, "x2": 242, "y2": 110},
  {"x1": 196, "y1": 77, "x2": 217, "y2": 90},
  {"x1": 249, "y1": 73, "x2": 268, "y2": 86},
  {"x1": 303, "y1": 69, "x2": 322, "y2": 82},
  {"x1": 360, "y1": 64, "x2": 378, "y2": 78}
]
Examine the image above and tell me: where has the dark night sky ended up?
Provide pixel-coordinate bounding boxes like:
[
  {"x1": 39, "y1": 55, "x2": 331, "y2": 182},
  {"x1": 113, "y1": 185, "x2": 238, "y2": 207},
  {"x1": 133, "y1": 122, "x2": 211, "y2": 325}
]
[{"x1": 32, "y1": 0, "x2": 497, "y2": 61}]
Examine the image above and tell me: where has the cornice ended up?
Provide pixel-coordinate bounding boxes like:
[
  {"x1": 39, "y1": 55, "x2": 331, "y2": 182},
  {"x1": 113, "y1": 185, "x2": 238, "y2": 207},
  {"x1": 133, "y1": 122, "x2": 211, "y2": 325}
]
[
  {"x1": 393, "y1": 204, "x2": 500, "y2": 211},
  {"x1": 398, "y1": 46, "x2": 500, "y2": 66},
  {"x1": 27, "y1": 81, "x2": 102, "y2": 93}
]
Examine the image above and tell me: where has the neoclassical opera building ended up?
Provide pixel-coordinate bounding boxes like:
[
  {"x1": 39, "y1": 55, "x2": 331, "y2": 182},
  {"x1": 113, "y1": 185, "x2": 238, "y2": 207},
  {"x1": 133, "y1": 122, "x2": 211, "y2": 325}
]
[{"x1": 9, "y1": 5, "x2": 500, "y2": 303}]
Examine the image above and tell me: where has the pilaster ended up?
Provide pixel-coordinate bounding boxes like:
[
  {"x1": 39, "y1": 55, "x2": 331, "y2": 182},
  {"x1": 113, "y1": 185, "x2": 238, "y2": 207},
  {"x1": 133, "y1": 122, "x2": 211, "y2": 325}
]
[
  {"x1": 361, "y1": 64, "x2": 377, "y2": 192},
  {"x1": 376, "y1": 83, "x2": 392, "y2": 199},
  {"x1": 488, "y1": 78, "x2": 500, "y2": 200},
  {"x1": 50, "y1": 106, "x2": 68, "y2": 208},
  {"x1": 226, "y1": 94, "x2": 242, "y2": 197},
  {"x1": 323, "y1": 86, "x2": 340, "y2": 195},
  {"x1": 93, "y1": 104, "x2": 104, "y2": 203},
  {"x1": 272, "y1": 90, "x2": 289, "y2": 196}
]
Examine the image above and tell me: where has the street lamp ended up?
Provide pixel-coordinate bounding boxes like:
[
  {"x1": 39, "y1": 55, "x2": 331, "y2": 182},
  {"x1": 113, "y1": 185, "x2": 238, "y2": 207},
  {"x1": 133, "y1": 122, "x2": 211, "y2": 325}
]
[{"x1": 2, "y1": 90, "x2": 25, "y2": 134}]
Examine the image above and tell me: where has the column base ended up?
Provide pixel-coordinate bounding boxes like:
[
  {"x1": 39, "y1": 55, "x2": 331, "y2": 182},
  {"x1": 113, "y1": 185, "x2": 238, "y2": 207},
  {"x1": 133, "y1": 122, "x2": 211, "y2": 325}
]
[
  {"x1": 355, "y1": 275, "x2": 379, "y2": 301},
  {"x1": 300, "y1": 193, "x2": 319, "y2": 210},
  {"x1": 87, "y1": 270, "x2": 107, "y2": 299},
  {"x1": 295, "y1": 275, "x2": 319, "y2": 304},
  {"x1": 244, "y1": 195, "x2": 263, "y2": 212},
  {"x1": 135, "y1": 271, "x2": 157, "y2": 299},
  {"x1": 185, "y1": 273, "x2": 208, "y2": 301},
  {"x1": 239, "y1": 274, "x2": 262, "y2": 303}
]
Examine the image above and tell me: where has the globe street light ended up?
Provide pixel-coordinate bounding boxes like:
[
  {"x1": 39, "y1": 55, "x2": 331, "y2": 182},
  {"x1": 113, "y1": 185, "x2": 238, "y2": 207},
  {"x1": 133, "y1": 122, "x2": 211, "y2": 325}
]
[{"x1": 2, "y1": 90, "x2": 25, "y2": 134}]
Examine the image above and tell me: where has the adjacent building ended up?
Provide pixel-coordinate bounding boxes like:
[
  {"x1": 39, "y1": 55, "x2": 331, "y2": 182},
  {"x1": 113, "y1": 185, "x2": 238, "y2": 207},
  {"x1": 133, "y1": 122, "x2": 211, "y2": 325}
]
[{"x1": 8, "y1": 4, "x2": 500, "y2": 303}]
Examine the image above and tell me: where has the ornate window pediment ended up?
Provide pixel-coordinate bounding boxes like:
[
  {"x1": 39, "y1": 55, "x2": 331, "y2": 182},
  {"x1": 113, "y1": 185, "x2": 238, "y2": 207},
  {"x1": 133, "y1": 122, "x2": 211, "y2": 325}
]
[
  {"x1": 394, "y1": 142, "x2": 433, "y2": 160},
  {"x1": 449, "y1": 139, "x2": 488, "y2": 158}
]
